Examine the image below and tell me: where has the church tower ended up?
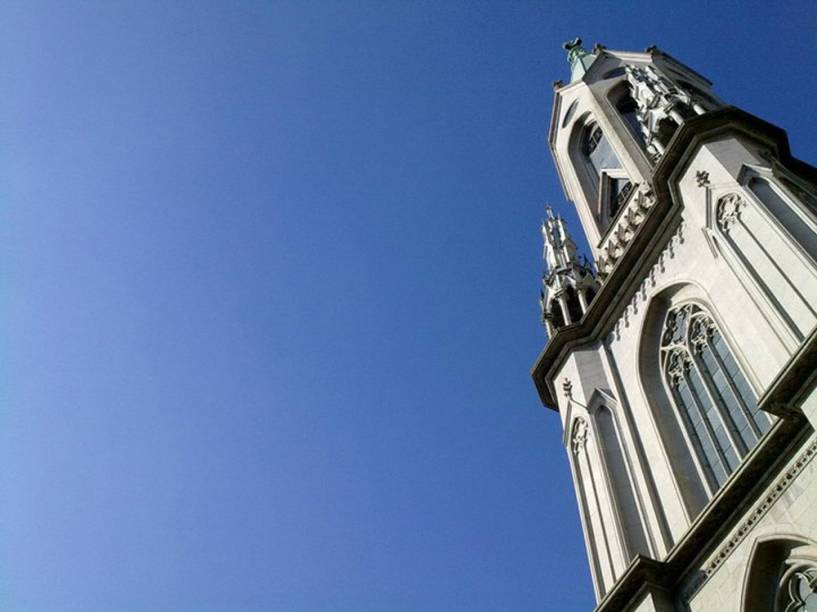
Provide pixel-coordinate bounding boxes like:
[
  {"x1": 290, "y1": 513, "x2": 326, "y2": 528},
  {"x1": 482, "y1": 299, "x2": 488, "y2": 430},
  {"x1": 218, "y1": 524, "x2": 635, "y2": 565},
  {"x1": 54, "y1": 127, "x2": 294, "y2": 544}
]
[{"x1": 532, "y1": 40, "x2": 817, "y2": 611}]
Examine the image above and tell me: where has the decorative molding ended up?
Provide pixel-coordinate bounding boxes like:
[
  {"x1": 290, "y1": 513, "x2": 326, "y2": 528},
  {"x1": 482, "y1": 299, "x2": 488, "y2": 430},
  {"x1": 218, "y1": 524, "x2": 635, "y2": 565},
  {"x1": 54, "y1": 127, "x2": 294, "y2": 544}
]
[
  {"x1": 683, "y1": 438, "x2": 817, "y2": 601},
  {"x1": 597, "y1": 187, "x2": 655, "y2": 276},
  {"x1": 758, "y1": 148, "x2": 777, "y2": 163},
  {"x1": 610, "y1": 220, "x2": 686, "y2": 342}
]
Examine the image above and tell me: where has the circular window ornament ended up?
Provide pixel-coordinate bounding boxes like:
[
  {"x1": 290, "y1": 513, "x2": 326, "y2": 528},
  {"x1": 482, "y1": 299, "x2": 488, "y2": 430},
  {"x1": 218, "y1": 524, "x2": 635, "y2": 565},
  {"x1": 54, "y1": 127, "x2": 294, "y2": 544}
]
[{"x1": 780, "y1": 566, "x2": 817, "y2": 611}]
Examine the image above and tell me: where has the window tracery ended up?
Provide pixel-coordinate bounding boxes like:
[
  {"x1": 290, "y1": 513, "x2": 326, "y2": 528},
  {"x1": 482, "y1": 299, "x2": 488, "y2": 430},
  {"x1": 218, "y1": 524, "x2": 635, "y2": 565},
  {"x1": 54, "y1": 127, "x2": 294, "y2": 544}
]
[
  {"x1": 780, "y1": 565, "x2": 817, "y2": 611},
  {"x1": 660, "y1": 303, "x2": 770, "y2": 491}
]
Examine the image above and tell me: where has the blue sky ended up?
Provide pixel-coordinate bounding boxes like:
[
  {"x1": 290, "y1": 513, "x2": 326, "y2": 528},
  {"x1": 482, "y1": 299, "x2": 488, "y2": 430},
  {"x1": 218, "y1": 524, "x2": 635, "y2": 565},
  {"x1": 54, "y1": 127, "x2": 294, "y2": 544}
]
[{"x1": 0, "y1": 2, "x2": 815, "y2": 611}]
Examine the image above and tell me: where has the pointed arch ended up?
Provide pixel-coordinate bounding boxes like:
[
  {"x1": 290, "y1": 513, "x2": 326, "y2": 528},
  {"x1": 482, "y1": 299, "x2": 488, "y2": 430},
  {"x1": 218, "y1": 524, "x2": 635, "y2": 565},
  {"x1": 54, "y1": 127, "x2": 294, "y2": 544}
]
[
  {"x1": 564, "y1": 286, "x2": 583, "y2": 324},
  {"x1": 587, "y1": 390, "x2": 652, "y2": 559}
]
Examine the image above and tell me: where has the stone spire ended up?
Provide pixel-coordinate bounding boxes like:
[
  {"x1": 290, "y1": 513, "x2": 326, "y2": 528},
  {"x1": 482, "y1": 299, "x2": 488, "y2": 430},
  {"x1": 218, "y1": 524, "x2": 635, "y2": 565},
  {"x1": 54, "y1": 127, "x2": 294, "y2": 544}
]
[
  {"x1": 563, "y1": 37, "x2": 597, "y2": 83},
  {"x1": 542, "y1": 205, "x2": 577, "y2": 271},
  {"x1": 540, "y1": 206, "x2": 599, "y2": 337}
]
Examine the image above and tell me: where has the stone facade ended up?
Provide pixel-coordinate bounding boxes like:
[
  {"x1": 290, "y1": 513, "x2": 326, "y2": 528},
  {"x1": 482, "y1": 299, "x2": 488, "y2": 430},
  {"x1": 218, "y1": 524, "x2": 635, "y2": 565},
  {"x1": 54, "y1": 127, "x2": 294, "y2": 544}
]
[{"x1": 532, "y1": 40, "x2": 817, "y2": 611}]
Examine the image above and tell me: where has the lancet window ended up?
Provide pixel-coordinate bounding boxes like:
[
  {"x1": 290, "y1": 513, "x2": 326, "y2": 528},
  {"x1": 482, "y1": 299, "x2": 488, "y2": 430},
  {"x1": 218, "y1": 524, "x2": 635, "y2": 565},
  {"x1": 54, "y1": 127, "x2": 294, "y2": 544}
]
[
  {"x1": 580, "y1": 121, "x2": 632, "y2": 226},
  {"x1": 659, "y1": 304, "x2": 770, "y2": 492},
  {"x1": 582, "y1": 123, "x2": 620, "y2": 181}
]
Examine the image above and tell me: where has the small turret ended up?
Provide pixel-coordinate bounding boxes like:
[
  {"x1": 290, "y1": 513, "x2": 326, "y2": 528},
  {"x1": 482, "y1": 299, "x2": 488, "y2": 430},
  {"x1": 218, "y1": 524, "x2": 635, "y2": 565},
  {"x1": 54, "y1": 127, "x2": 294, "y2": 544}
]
[{"x1": 540, "y1": 206, "x2": 600, "y2": 337}]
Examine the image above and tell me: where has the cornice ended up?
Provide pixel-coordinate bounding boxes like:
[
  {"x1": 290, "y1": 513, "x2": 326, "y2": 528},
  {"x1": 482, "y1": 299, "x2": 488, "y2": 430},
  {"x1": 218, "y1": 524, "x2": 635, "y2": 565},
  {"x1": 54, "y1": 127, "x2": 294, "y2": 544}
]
[{"x1": 757, "y1": 325, "x2": 817, "y2": 416}]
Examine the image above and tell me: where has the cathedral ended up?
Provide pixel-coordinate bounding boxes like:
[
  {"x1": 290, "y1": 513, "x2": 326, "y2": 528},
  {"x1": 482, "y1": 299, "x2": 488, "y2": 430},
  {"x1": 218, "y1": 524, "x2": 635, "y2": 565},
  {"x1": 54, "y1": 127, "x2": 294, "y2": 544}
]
[{"x1": 531, "y1": 40, "x2": 817, "y2": 611}]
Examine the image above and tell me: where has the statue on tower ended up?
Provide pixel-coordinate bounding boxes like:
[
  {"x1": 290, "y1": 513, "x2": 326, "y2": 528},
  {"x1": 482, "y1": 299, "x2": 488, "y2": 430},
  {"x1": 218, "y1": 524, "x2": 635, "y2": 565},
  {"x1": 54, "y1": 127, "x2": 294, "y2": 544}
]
[{"x1": 562, "y1": 37, "x2": 598, "y2": 83}]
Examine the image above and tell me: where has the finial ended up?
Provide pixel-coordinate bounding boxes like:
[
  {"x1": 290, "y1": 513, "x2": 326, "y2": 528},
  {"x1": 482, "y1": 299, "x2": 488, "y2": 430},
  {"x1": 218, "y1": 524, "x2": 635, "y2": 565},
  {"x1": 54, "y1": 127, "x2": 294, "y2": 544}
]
[
  {"x1": 545, "y1": 204, "x2": 556, "y2": 220},
  {"x1": 562, "y1": 36, "x2": 596, "y2": 82},
  {"x1": 562, "y1": 37, "x2": 588, "y2": 65},
  {"x1": 562, "y1": 37, "x2": 582, "y2": 52}
]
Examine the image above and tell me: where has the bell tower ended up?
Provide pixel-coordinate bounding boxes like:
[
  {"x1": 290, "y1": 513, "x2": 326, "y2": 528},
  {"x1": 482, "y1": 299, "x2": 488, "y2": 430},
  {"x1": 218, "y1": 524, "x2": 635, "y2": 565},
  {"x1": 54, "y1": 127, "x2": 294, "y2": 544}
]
[{"x1": 532, "y1": 40, "x2": 817, "y2": 610}]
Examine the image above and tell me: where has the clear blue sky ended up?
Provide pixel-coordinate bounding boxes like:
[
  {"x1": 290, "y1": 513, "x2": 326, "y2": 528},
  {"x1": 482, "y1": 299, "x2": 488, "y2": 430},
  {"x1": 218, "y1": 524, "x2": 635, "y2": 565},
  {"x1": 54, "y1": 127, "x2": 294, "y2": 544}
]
[{"x1": 0, "y1": 2, "x2": 815, "y2": 611}]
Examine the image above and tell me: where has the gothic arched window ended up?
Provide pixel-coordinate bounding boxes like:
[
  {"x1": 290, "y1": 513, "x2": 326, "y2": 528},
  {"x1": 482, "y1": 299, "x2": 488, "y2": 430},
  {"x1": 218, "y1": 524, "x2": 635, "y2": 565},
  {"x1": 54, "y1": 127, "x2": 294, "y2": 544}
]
[{"x1": 660, "y1": 303, "x2": 770, "y2": 491}]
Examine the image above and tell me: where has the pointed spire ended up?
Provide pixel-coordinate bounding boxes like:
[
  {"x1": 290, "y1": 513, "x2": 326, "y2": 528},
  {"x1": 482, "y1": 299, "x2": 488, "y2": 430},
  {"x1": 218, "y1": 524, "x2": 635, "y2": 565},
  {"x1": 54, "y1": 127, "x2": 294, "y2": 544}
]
[
  {"x1": 541, "y1": 205, "x2": 577, "y2": 273},
  {"x1": 562, "y1": 37, "x2": 597, "y2": 83},
  {"x1": 539, "y1": 204, "x2": 599, "y2": 336}
]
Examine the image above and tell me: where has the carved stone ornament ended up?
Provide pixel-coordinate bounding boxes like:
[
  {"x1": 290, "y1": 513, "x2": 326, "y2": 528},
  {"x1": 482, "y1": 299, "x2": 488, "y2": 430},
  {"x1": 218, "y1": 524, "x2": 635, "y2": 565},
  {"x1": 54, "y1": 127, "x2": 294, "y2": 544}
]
[
  {"x1": 662, "y1": 309, "x2": 680, "y2": 345},
  {"x1": 666, "y1": 348, "x2": 691, "y2": 386},
  {"x1": 562, "y1": 378, "x2": 573, "y2": 399},
  {"x1": 571, "y1": 418, "x2": 588, "y2": 455},
  {"x1": 689, "y1": 316, "x2": 715, "y2": 352},
  {"x1": 695, "y1": 170, "x2": 710, "y2": 188},
  {"x1": 595, "y1": 187, "x2": 656, "y2": 276},
  {"x1": 624, "y1": 63, "x2": 707, "y2": 162},
  {"x1": 716, "y1": 193, "x2": 745, "y2": 232}
]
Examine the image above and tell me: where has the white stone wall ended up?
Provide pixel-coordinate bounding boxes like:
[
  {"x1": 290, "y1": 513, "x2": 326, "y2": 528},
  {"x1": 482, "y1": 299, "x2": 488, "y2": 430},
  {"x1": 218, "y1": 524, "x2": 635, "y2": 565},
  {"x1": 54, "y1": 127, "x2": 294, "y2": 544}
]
[{"x1": 552, "y1": 131, "x2": 817, "y2": 601}]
